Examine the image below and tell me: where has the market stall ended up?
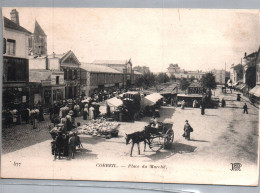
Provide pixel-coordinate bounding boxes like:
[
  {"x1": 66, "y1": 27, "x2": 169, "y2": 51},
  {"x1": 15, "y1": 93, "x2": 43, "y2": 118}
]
[{"x1": 143, "y1": 93, "x2": 163, "y2": 107}]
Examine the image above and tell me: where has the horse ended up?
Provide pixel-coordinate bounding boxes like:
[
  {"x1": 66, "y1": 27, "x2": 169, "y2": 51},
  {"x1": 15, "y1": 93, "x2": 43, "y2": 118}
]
[{"x1": 125, "y1": 129, "x2": 151, "y2": 157}]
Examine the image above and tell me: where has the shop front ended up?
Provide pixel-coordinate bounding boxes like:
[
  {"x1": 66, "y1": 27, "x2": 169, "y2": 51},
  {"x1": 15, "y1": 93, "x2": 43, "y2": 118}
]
[{"x1": 2, "y1": 86, "x2": 29, "y2": 110}]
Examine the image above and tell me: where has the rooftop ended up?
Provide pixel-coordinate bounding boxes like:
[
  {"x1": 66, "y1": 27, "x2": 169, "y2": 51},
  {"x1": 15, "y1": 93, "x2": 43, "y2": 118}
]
[
  {"x1": 92, "y1": 60, "x2": 128, "y2": 65},
  {"x1": 4, "y1": 17, "x2": 31, "y2": 35},
  {"x1": 33, "y1": 20, "x2": 46, "y2": 36},
  {"x1": 81, "y1": 63, "x2": 122, "y2": 74}
]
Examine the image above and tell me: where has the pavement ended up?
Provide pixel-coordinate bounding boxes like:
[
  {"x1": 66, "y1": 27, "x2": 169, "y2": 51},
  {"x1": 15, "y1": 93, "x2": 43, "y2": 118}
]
[{"x1": 1, "y1": 87, "x2": 259, "y2": 185}]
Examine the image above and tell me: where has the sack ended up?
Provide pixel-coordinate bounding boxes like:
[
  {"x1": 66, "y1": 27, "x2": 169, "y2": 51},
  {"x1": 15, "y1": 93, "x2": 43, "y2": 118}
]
[
  {"x1": 182, "y1": 133, "x2": 186, "y2": 137},
  {"x1": 190, "y1": 127, "x2": 193, "y2": 132}
]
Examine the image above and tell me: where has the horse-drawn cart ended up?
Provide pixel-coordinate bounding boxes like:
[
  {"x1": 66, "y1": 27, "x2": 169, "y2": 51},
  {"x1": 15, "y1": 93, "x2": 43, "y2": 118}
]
[{"x1": 146, "y1": 122, "x2": 174, "y2": 151}]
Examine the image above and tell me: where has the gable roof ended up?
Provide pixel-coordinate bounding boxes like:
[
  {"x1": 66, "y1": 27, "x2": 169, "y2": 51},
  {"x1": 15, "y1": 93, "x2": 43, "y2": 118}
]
[
  {"x1": 33, "y1": 20, "x2": 46, "y2": 36},
  {"x1": 4, "y1": 17, "x2": 31, "y2": 35},
  {"x1": 59, "y1": 50, "x2": 81, "y2": 66},
  {"x1": 81, "y1": 63, "x2": 122, "y2": 74}
]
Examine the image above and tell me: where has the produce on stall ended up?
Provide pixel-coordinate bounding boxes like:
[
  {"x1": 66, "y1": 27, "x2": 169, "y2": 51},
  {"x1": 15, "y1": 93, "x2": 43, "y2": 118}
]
[{"x1": 73, "y1": 118, "x2": 120, "y2": 138}]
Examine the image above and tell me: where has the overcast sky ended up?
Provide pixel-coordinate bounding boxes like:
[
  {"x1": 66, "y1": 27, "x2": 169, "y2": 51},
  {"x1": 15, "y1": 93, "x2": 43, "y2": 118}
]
[{"x1": 3, "y1": 8, "x2": 260, "y2": 72}]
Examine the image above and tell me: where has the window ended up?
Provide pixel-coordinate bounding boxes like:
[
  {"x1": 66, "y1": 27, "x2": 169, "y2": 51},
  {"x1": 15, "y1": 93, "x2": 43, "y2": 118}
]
[
  {"x1": 6, "y1": 39, "x2": 15, "y2": 55},
  {"x1": 56, "y1": 76, "x2": 60, "y2": 84},
  {"x1": 3, "y1": 38, "x2": 6, "y2": 54},
  {"x1": 28, "y1": 37, "x2": 32, "y2": 47}
]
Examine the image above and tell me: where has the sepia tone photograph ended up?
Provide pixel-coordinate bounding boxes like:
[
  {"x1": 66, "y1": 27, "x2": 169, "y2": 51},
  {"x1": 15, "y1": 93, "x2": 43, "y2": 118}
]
[{"x1": 1, "y1": 7, "x2": 259, "y2": 185}]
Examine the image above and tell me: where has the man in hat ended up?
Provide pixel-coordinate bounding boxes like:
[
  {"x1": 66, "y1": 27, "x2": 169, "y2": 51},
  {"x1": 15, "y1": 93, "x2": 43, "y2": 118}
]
[{"x1": 183, "y1": 120, "x2": 193, "y2": 140}]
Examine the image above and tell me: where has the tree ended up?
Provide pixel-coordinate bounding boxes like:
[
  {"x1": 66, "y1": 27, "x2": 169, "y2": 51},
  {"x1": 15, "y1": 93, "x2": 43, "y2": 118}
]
[
  {"x1": 156, "y1": 73, "x2": 170, "y2": 84},
  {"x1": 180, "y1": 78, "x2": 190, "y2": 91},
  {"x1": 134, "y1": 72, "x2": 156, "y2": 89},
  {"x1": 201, "y1": 72, "x2": 217, "y2": 99}
]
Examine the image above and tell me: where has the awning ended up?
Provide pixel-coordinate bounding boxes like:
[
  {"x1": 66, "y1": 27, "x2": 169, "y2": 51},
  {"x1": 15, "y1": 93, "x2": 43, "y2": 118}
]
[
  {"x1": 143, "y1": 93, "x2": 163, "y2": 106},
  {"x1": 236, "y1": 83, "x2": 246, "y2": 90},
  {"x1": 106, "y1": 97, "x2": 123, "y2": 107},
  {"x1": 249, "y1": 85, "x2": 260, "y2": 97}
]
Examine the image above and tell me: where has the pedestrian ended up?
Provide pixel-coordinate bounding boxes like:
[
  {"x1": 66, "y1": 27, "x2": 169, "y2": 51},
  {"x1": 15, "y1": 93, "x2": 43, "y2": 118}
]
[
  {"x1": 193, "y1": 99, "x2": 197, "y2": 108},
  {"x1": 89, "y1": 106, "x2": 94, "y2": 120},
  {"x1": 182, "y1": 120, "x2": 193, "y2": 140},
  {"x1": 221, "y1": 98, "x2": 226, "y2": 107},
  {"x1": 243, "y1": 103, "x2": 248, "y2": 114},
  {"x1": 181, "y1": 100, "x2": 185, "y2": 109},
  {"x1": 39, "y1": 105, "x2": 45, "y2": 122},
  {"x1": 68, "y1": 132, "x2": 76, "y2": 160},
  {"x1": 83, "y1": 105, "x2": 89, "y2": 120},
  {"x1": 49, "y1": 105, "x2": 54, "y2": 122},
  {"x1": 65, "y1": 114, "x2": 72, "y2": 131},
  {"x1": 5, "y1": 108, "x2": 12, "y2": 128},
  {"x1": 200, "y1": 102, "x2": 205, "y2": 115}
]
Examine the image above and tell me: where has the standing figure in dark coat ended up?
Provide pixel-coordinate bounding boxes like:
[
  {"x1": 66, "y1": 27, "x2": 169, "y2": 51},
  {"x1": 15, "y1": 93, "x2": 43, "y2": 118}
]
[
  {"x1": 221, "y1": 98, "x2": 226, "y2": 107},
  {"x1": 243, "y1": 103, "x2": 248, "y2": 114},
  {"x1": 5, "y1": 109, "x2": 12, "y2": 128},
  {"x1": 183, "y1": 120, "x2": 193, "y2": 140},
  {"x1": 39, "y1": 105, "x2": 45, "y2": 122},
  {"x1": 201, "y1": 102, "x2": 205, "y2": 115}
]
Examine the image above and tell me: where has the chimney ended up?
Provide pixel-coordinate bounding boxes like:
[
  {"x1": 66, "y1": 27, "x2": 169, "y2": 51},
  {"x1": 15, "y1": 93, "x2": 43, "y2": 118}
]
[
  {"x1": 10, "y1": 9, "x2": 20, "y2": 25},
  {"x1": 52, "y1": 52, "x2": 55, "y2": 58},
  {"x1": 244, "y1": 52, "x2": 247, "y2": 57}
]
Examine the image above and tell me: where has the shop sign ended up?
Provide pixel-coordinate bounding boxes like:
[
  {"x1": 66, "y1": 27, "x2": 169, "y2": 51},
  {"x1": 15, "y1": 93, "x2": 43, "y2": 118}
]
[{"x1": 41, "y1": 80, "x2": 51, "y2": 86}]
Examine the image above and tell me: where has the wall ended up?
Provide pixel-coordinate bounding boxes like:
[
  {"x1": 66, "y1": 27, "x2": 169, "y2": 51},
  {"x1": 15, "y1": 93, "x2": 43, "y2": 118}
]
[
  {"x1": 3, "y1": 28, "x2": 29, "y2": 59},
  {"x1": 29, "y1": 57, "x2": 47, "y2": 69},
  {"x1": 48, "y1": 57, "x2": 60, "y2": 70}
]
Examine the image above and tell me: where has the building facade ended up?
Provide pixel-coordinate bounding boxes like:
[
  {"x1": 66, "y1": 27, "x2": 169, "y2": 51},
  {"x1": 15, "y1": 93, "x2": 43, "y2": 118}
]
[
  {"x1": 3, "y1": 10, "x2": 31, "y2": 109},
  {"x1": 133, "y1": 66, "x2": 150, "y2": 74},
  {"x1": 242, "y1": 52, "x2": 257, "y2": 90},
  {"x1": 167, "y1": 64, "x2": 205, "y2": 80},
  {"x1": 92, "y1": 59, "x2": 134, "y2": 87},
  {"x1": 211, "y1": 69, "x2": 226, "y2": 84},
  {"x1": 48, "y1": 51, "x2": 81, "y2": 99},
  {"x1": 80, "y1": 63, "x2": 124, "y2": 97},
  {"x1": 249, "y1": 47, "x2": 260, "y2": 99},
  {"x1": 29, "y1": 69, "x2": 65, "y2": 106}
]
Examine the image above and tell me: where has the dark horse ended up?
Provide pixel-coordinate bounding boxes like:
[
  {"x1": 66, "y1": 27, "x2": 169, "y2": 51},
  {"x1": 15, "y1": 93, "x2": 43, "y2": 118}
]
[{"x1": 125, "y1": 127, "x2": 151, "y2": 157}]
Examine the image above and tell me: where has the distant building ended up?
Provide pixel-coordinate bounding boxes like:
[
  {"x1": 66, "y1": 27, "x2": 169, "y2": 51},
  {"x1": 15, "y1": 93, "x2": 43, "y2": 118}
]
[
  {"x1": 92, "y1": 59, "x2": 134, "y2": 87},
  {"x1": 230, "y1": 64, "x2": 243, "y2": 84},
  {"x1": 48, "y1": 51, "x2": 81, "y2": 99},
  {"x1": 133, "y1": 66, "x2": 150, "y2": 74},
  {"x1": 242, "y1": 52, "x2": 257, "y2": 90},
  {"x1": 3, "y1": 10, "x2": 31, "y2": 109},
  {"x1": 249, "y1": 46, "x2": 260, "y2": 99},
  {"x1": 29, "y1": 69, "x2": 65, "y2": 106},
  {"x1": 167, "y1": 64, "x2": 204, "y2": 80},
  {"x1": 28, "y1": 20, "x2": 47, "y2": 56},
  {"x1": 211, "y1": 69, "x2": 225, "y2": 84},
  {"x1": 80, "y1": 63, "x2": 124, "y2": 97}
]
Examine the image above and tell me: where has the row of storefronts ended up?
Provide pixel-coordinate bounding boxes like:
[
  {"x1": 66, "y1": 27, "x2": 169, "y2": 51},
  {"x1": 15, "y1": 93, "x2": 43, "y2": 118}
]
[{"x1": 2, "y1": 9, "x2": 143, "y2": 111}]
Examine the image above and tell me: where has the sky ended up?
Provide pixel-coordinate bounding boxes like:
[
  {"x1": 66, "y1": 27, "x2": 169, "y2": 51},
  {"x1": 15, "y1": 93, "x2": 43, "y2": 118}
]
[{"x1": 2, "y1": 8, "x2": 260, "y2": 72}]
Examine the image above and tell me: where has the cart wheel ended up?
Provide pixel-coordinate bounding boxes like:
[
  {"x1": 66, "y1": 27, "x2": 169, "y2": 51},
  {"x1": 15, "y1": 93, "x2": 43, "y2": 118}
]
[{"x1": 149, "y1": 135, "x2": 164, "y2": 152}]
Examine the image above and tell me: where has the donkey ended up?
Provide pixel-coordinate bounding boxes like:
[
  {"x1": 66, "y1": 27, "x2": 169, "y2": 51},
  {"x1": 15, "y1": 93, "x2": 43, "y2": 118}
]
[{"x1": 125, "y1": 129, "x2": 151, "y2": 157}]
